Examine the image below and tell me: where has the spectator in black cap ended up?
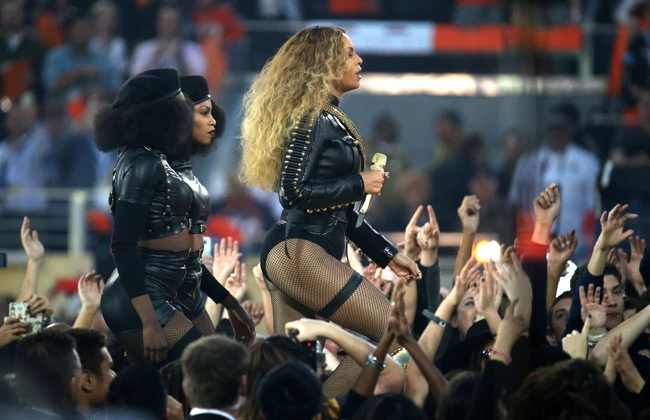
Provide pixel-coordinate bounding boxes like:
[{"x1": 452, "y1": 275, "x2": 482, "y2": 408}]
[{"x1": 94, "y1": 68, "x2": 242, "y2": 366}]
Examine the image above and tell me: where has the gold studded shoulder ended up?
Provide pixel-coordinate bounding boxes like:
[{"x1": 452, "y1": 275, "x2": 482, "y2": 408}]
[
  {"x1": 280, "y1": 112, "x2": 319, "y2": 207},
  {"x1": 322, "y1": 104, "x2": 366, "y2": 171}
]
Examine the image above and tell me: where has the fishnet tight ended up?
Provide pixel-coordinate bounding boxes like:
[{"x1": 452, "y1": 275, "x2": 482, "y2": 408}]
[
  {"x1": 265, "y1": 238, "x2": 400, "y2": 397},
  {"x1": 191, "y1": 310, "x2": 215, "y2": 336},
  {"x1": 118, "y1": 312, "x2": 196, "y2": 362}
]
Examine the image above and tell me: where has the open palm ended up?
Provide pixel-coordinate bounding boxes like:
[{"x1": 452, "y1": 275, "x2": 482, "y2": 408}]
[{"x1": 597, "y1": 204, "x2": 638, "y2": 250}]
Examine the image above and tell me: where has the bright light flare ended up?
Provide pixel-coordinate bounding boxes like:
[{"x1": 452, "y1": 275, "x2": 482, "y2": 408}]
[{"x1": 474, "y1": 240, "x2": 501, "y2": 263}]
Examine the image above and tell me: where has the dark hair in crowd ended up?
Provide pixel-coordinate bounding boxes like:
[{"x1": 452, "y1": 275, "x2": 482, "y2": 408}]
[
  {"x1": 603, "y1": 263, "x2": 623, "y2": 284},
  {"x1": 181, "y1": 335, "x2": 248, "y2": 410},
  {"x1": 351, "y1": 393, "x2": 427, "y2": 420},
  {"x1": 258, "y1": 361, "x2": 323, "y2": 420},
  {"x1": 106, "y1": 364, "x2": 167, "y2": 419},
  {"x1": 436, "y1": 371, "x2": 480, "y2": 420},
  {"x1": 244, "y1": 335, "x2": 318, "y2": 420},
  {"x1": 67, "y1": 328, "x2": 106, "y2": 378},
  {"x1": 159, "y1": 359, "x2": 187, "y2": 414},
  {"x1": 94, "y1": 96, "x2": 193, "y2": 159},
  {"x1": 506, "y1": 359, "x2": 631, "y2": 420},
  {"x1": 15, "y1": 330, "x2": 81, "y2": 408}
]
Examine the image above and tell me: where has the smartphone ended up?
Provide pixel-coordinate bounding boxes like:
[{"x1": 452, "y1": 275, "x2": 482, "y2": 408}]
[
  {"x1": 8, "y1": 302, "x2": 43, "y2": 335},
  {"x1": 203, "y1": 237, "x2": 213, "y2": 256}
]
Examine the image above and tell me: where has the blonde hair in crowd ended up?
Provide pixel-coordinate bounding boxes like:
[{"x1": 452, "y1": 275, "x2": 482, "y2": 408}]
[{"x1": 239, "y1": 26, "x2": 348, "y2": 191}]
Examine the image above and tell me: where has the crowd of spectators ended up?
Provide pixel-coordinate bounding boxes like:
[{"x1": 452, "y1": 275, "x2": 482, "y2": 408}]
[{"x1": 2, "y1": 178, "x2": 650, "y2": 419}]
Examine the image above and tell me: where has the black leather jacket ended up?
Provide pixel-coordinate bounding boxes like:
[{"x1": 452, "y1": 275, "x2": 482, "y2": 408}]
[
  {"x1": 169, "y1": 158, "x2": 210, "y2": 234},
  {"x1": 111, "y1": 147, "x2": 192, "y2": 239},
  {"x1": 279, "y1": 97, "x2": 397, "y2": 267}
]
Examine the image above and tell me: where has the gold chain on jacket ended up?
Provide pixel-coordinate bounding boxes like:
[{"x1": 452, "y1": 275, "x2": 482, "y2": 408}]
[{"x1": 322, "y1": 103, "x2": 366, "y2": 171}]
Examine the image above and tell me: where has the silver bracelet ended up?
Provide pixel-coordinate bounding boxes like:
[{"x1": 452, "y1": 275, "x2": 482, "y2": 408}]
[{"x1": 366, "y1": 354, "x2": 387, "y2": 371}]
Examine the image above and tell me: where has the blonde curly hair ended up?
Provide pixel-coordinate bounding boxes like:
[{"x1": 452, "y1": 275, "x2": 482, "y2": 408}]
[{"x1": 239, "y1": 26, "x2": 348, "y2": 191}]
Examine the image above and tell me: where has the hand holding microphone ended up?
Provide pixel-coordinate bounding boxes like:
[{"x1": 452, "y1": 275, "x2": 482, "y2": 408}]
[{"x1": 357, "y1": 153, "x2": 388, "y2": 227}]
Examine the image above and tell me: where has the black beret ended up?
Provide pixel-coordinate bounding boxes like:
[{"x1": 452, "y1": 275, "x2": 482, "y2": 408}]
[
  {"x1": 112, "y1": 68, "x2": 182, "y2": 108},
  {"x1": 179, "y1": 76, "x2": 211, "y2": 104}
]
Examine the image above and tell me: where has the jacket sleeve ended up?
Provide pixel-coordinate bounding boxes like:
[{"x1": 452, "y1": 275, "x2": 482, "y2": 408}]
[
  {"x1": 279, "y1": 113, "x2": 365, "y2": 212},
  {"x1": 345, "y1": 215, "x2": 398, "y2": 268},
  {"x1": 111, "y1": 154, "x2": 163, "y2": 299}
]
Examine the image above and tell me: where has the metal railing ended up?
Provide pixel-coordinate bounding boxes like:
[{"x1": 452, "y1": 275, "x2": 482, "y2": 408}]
[{"x1": 0, "y1": 188, "x2": 100, "y2": 261}]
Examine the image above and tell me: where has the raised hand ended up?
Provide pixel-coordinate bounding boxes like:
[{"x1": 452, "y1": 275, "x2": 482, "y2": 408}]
[
  {"x1": 0, "y1": 318, "x2": 29, "y2": 347},
  {"x1": 285, "y1": 318, "x2": 326, "y2": 342},
  {"x1": 607, "y1": 248, "x2": 629, "y2": 285},
  {"x1": 477, "y1": 265, "x2": 497, "y2": 316},
  {"x1": 21, "y1": 216, "x2": 44, "y2": 261},
  {"x1": 533, "y1": 183, "x2": 561, "y2": 226},
  {"x1": 212, "y1": 237, "x2": 242, "y2": 283},
  {"x1": 225, "y1": 262, "x2": 247, "y2": 302},
  {"x1": 479, "y1": 265, "x2": 503, "y2": 334},
  {"x1": 24, "y1": 294, "x2": 54, "y2": 317},
  {"x1": 450, "y1": 258, "x2": 482, "y2": 305},
  {"x1": 387, "y1": 253, "x2": 422, "y2": 286},
  {"x1": 579, "y1": 284, "x2": 606, "y2": 328},
  {"x1": 492, "y1": 255, "x2": 532, "y2": 303},
  {"x1": 404, "y1": 205, "x2": 423, "y2": 261},
  {"x1": 241, "y1": 300, "x2": 264, "y2": 326},
  {"x1": 562, "y1": 316, "x2": 590, "y2": 360},
  {"x1": 458, "y1": 195, "x2": 480, "y2": 234},
  {"x1": 596, "y1": 204, "x2": 638, "y2": 251},
  {"x1": 78, "y1": 270, "x2": 105, "y2": 309},
  {"x1": 496, "y1": 298, "x2": 528, "y2": 351},
  {"x1": 628, "y1": 236, "x2": 647, "y2": 293},
  {"x1": 252, "y1": 263, "x2": 267, "y2": 292},
  {"x1": 492, "y1": 255, "x2": 532, "y2": 323},
  {"x1": 609, "y1": 333, "x2": 646, "y2": 394},
  {"x1": 548, "y1": 230, "x2": 579, "y2": 271},
  {"x1": 416, "y1": 205, "x2": 440, "y2": 252}
]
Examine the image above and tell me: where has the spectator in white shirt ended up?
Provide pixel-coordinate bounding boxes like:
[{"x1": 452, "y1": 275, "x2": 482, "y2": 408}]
[
  {"x1": 130, "y1": 5, "x2": 206, "y2": 77},
  {"x1": 509, "y1": 106, "x2": 600, "y2": 253}
]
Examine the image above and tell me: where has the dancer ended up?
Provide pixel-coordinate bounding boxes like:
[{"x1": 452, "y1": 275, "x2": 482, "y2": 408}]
[
  {"x1": 240, "y1": 26, "x2": 420, "y2": 395},
  {"x1": 173, "y1": 75, "x2": 254, "y2": 338},
  {"x1": 94, "y1": 69, "x2": 246, "y2": 365}
]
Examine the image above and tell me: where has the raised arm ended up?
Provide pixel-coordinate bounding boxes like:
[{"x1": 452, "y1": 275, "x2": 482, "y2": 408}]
[
  {"x1": 16, "y1": 217, "x2": 45, "y2": 302},
  {"x1": 405, "y1": 258, "x2": 478, "y2": 406},
  {"x1": 285, "y1": 318, "x2": 404, "y2": 394},
  {"x1": 453, "y1": 196, "x2": 480, "y2": 279},
  {"x1": 73, "y1": 271, "x2": 105, "y2": 329}
]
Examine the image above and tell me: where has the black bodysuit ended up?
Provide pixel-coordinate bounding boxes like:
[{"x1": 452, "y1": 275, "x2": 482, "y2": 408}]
[
  {"x1": 169, "y1": 158, "x2": 212, "y2": 320},
  {"x1": 261, "y1": 97, "x2": 397, "y2": 273},
  {"x1": 101, "y1": 147, "x2": 228, "y2": 335},
  {"x1": 260, "y1": 97, "x2": 398, "y2": 323}
]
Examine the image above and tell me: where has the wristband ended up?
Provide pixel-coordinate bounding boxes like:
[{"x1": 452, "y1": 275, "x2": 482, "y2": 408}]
[
  {"x1": 422, "y1": 309, "x2": 447, "y2": 329},
  {"x1": 587, "y1": 332, "x2": 606, "y2": 344},
  {"x1": 365, "y1": 354, "x2": 387, "y2": 371},
  {"x1": 482, "y1": 349, "x2": 512, "y2": 364}
]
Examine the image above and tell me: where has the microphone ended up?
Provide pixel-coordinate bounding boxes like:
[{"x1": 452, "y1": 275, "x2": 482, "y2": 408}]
[{"x1": 356, "y1": 153, "x2": 387, "y2": 228}]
